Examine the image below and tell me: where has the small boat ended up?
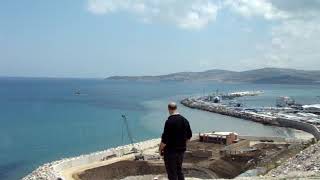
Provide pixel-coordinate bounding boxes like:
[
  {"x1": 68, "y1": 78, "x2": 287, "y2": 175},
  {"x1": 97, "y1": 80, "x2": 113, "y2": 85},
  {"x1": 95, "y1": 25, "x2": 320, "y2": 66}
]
[{"x1": 74, "y1": 89, "x2": 81, "y2": 95}]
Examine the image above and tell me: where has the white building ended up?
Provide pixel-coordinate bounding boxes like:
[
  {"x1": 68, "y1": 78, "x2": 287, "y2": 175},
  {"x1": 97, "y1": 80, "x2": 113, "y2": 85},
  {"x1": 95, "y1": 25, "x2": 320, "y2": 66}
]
[{"x1": 276, "y1": 96, "x2": 295, "y2": 107}]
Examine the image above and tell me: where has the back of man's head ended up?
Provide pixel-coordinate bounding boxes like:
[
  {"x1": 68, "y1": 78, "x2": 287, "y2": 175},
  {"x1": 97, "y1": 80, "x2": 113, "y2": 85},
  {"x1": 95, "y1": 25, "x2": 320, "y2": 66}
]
[{"x1": 168, "y1": 102, "x2": 177, "y2": 111}]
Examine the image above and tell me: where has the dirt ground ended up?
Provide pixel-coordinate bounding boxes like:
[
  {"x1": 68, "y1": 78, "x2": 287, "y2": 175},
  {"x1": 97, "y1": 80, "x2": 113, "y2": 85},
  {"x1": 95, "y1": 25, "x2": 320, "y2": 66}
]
[{"x1": 74, "y1": 140, "x2": 296, "y2": 180}]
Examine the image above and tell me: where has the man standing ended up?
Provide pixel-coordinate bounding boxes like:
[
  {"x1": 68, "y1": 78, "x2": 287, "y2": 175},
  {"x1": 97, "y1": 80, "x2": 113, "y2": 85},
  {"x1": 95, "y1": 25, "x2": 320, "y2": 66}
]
[{"x1": 159, "y1": 102, "x2": 192, "y2": 180}]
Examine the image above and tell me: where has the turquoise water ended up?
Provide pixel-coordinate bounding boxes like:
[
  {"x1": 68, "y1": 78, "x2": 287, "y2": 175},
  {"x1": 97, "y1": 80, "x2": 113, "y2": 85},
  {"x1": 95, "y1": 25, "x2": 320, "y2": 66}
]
[{"x1": 0, "y1": 78, "x2": 319, "y2": 180}]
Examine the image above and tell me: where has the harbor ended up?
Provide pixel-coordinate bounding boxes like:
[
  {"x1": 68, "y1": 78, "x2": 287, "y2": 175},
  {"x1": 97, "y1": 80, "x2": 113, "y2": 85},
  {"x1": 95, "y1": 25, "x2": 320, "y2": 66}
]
[
  {"x1": 23, "y1": 90, "x2": 320, "y2": 180},
  {"x1": 3, "y1": 0, "x2": 320, "y2": 178},
  {"x1": 181, "y1": 91, "x2": 320, "y2": 140}
]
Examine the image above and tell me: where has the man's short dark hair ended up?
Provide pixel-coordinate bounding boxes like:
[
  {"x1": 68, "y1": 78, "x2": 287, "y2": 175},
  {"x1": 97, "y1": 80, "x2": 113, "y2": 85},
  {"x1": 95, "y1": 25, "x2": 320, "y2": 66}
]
[{"x1": 168, "y1": 102, "x2": 177, "y2": 110}]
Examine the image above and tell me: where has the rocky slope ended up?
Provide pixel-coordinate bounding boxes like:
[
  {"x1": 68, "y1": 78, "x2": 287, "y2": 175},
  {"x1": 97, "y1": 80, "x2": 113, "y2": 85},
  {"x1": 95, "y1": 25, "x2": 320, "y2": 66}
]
[{"x1": 266, "y1": 141, "x2": 320, "y2": 178}]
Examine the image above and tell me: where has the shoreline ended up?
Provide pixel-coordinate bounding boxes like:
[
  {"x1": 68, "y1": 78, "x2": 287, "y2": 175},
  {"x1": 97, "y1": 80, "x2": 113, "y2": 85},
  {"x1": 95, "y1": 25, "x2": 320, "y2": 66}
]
[{"x1": 23, "y1": 139, "x2": 160, "y2": 180}]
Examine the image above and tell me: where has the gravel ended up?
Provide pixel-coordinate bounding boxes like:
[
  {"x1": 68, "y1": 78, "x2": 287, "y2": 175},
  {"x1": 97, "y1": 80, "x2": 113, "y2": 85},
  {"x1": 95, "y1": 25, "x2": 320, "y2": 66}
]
[
  {"x1": 266, "y1": 141, "x2": 320, "y2": 178},
  {"x1": 23, "y1": 139, "x2": 320, "y2": 180}
]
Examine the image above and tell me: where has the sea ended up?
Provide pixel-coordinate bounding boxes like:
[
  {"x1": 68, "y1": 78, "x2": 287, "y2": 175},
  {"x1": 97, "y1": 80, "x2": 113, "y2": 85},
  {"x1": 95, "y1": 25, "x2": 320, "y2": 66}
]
[{"x1": 0, "y1": 78, "x2": 319, "y2": 180}]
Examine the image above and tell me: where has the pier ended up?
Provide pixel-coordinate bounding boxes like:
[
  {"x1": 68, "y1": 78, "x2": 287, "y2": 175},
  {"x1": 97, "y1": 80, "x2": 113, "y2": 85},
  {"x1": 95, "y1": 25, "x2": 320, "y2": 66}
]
[
  {"x1": 181, "y1": 97, "x2": 320, "y2": 140},
  {"x1": 181, "y1": 98, "x2": 278, "y2": 125}
]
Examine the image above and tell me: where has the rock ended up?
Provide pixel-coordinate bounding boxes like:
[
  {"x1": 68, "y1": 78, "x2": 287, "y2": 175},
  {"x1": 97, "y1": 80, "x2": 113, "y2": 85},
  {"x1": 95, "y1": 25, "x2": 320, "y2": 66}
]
[{"x1": 266, "y1": 141, "x2": 320, "y2": 178}]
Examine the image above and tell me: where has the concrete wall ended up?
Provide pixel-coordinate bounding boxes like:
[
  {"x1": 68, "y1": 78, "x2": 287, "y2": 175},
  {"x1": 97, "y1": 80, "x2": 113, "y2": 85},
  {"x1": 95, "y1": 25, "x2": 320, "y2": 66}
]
[
  {"x1": 239, "y1": 135, "x2": 287, "y2": 142},
  {"x1": 55, "y1": 139, "x2": 160, "y2": 179},
  {"x1": 77, "y1": 161, "x2": 167, "y2": 180},
  {"x1": 277, "y1": 118, "x2": 320, "y2": 140},
  {"x1": 224, "y1": 140, "x2": 250, "y2": 151},
  {"x1": 23, "y1": 139, "x2": 160, "y2": 180}
]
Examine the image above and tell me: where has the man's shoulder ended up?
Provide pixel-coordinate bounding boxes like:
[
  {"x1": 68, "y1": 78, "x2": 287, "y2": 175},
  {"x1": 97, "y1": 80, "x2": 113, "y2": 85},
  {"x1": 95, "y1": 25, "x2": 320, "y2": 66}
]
[
  {"x1": 168, "y1": 114, "x2": 187, "y2": 121},
  {"x1": 179, "y1": 114, "x2": 187, "y2": 120}
]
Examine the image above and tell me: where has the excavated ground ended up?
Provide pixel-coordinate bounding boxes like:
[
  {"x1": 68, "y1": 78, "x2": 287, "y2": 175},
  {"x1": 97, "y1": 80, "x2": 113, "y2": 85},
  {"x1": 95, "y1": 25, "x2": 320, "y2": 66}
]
[{"x1": 73, "y1": 140, "x2": 298, "y2": 180}]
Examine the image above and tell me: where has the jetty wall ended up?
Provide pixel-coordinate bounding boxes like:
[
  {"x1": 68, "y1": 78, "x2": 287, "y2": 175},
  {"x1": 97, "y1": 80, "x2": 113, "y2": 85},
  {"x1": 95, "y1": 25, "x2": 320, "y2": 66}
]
[
  {"x1": 181, "y1": 98, "x2": 279, "y2": 125},
  {"x1": 181, "y1": 98, "x2": 320, "y2": 141},
  {"x1": 276, "y1": 118, "x2": 320, "y2": 140}
]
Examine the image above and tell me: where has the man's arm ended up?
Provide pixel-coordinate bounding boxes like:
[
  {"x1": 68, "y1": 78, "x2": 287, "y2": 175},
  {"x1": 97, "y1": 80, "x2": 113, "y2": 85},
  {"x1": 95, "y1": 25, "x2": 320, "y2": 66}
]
[
  {"x1": 159, "y1": 142, "x2": 166, "y2": 155},
  {"x1": 160, "y1": 121, "x2": 169, "y2": 155},
  {"x1": 185, "y1": 119, "x2": 192, "y2": 140}
]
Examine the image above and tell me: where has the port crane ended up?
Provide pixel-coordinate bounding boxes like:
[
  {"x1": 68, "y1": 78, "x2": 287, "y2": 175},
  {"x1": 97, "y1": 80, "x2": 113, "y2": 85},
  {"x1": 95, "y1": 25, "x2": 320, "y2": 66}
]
[{"x1": 121, "y1": 115, "x2": 144, "y2": 160}]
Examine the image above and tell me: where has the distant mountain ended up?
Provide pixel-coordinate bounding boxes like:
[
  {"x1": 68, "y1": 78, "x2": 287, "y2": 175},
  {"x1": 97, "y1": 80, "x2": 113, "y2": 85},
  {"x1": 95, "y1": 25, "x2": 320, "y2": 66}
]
[{"x1": 106, "y1": 68, "x2": 320, "y2": 84}]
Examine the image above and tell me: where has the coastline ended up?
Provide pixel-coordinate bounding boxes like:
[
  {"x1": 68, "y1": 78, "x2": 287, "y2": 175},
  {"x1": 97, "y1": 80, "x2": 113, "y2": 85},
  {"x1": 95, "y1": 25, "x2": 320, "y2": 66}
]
[
  {"x1": 4, "y1": 80, "x2": 319, "y2": 180},
  {"x1": 23, "y1": 139, "x2": 160, "y2": 180},
  {"x1": 23, "y1": 96, "x2": 320, "y2": 180}
]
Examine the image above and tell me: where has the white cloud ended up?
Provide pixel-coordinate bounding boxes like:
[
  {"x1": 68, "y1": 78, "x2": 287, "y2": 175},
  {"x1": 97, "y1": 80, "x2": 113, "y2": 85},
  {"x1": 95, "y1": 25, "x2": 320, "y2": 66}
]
[
  {"x1": 224, "y1": 0, "x2": 290, "y2": 20},
  {"x1": 87, "y1": 0, "x2": 220, "y2": 30},
  {"x1": 87, "y1": 0, "x2": 289, "y2": 29},
  {"x1": 226, "y1": 0, "x2": 320, "y2": 70},
  {"x1": 264, "y1": 19, "x2": 320, "y2": 69},
  {"x1": 176, "y1": 2, "x2": 219, "y2": 29},
  {"x1": 87, "y1": 0, "x2": 320, "y2": 30},
  {"x1": 250, "y1": 20, "x2": 320, "y2": 70},
  {"x1": 261, "y1": 0, "x2": 320, "y2": 69},
  {"x1": 87, "y1": 0, "x2": 320, "y2": 69}
]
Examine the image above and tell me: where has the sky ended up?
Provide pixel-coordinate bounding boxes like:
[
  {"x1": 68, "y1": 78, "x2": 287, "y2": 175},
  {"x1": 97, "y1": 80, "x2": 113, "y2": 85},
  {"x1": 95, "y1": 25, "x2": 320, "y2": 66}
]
[{"x1": 0, "y1": 0, "x2": 320, "y2": 78}]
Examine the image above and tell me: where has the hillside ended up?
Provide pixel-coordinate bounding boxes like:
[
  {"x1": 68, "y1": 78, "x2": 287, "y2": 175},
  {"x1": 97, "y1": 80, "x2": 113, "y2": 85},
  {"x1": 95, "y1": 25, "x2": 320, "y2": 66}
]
[{"x1": 106, "y1": 68, "x2": 320, "y2": 84}]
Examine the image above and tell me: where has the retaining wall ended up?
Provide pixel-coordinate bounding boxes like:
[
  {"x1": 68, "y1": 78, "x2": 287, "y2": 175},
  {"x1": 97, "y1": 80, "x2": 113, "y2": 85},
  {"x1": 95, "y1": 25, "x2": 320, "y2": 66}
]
[
  {"x1": 276, "y1": 118, "x2": 320, "y2": 140},
  {"x1": 239, "y1": 136, "x2": 287, "y2": 142},
  {"x1": 23, "y1": 139, "x2": 160, "y2": 180},
  {"x1": 224, "y1": 140, "x2": 251, "y2": 151}
]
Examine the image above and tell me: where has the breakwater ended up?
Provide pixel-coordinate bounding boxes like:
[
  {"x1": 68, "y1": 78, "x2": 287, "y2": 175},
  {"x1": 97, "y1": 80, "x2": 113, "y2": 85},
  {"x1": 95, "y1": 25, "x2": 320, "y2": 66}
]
[
  {"x1": 277, "y1": 118, "x2": 320, "y2": 140},
  {"x1": 181, "y1": 98, "x2": 279, "y2": 126},
  {"x1": 23, "y1": 139, "x2": 160, "y2": 180},
  {"x1": 181, "y1": 98, "x2": 320, "y2": 140}
]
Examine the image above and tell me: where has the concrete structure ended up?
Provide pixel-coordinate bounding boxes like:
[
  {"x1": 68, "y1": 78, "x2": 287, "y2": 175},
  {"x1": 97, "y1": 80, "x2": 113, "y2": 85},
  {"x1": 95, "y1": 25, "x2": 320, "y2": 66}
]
[
  {"x1": 181, "y1": 98, "x2": 279, "y2": 126},
  {"x1": 221, "y1": 139, "x2": 252, "y2": 157},
  {"x1": 276, "y1": 96, "x2": 295, "y2": 107},
  {"x1": 276, "y1": 118, "x2": 320, "y2": 140},
  {"x1": 23, "y1": 139, "x2": 161, "y2": 180},
  {"x1": 303, "y1": 104, "x2": 320, "y2": 114},
  {"x1": 199, "y1": 132, "x2": 238, "y2": 145},
  {"x1": 181, "y1": 97, "x2": 320, "y2": 141}
]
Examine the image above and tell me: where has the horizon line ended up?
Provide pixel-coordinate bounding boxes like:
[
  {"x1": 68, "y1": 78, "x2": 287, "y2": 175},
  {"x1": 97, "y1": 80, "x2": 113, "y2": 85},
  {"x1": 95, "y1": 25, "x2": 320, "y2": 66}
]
[{"x1": 1, "y1": 67, "x2": 319, "y2": 79}]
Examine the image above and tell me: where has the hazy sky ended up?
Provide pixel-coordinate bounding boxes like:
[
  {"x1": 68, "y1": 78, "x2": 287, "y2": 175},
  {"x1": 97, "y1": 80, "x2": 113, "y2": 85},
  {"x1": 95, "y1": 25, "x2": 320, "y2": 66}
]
[{"x1": 1, "y1": 0, "x2": 320, "y2": 78}]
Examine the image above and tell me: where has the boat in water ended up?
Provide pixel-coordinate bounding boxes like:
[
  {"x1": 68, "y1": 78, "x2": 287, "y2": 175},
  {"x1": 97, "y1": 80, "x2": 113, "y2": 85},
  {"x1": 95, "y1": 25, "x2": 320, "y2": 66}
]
[{"x1": 74, "y1": 89, "x2": 81, "y2": 95}]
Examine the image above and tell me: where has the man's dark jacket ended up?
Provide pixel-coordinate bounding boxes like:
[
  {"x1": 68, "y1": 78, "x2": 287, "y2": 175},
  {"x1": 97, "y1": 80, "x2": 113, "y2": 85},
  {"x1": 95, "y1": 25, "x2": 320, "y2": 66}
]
[{"x1": 161, "y1": 114, "x2": 192, "y2": 153}]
